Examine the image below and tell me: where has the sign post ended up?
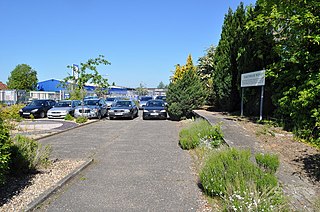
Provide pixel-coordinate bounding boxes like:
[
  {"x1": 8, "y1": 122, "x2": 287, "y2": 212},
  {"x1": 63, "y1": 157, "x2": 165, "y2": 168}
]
[{"x1": 241, "y1": 70, "x2": 265, "y2": 120}]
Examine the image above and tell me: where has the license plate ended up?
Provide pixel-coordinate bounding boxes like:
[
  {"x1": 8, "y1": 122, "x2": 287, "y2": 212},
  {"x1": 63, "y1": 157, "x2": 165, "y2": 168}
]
[
  {"x1": 23, "y1": 112, "x2": 30, "y2": 115},
  {"x1": 151, "y1": 113, "x2": 159, "y2": 116},
  {"x1": 115, "y1": 112, "x2": 123, "y2": 115}
]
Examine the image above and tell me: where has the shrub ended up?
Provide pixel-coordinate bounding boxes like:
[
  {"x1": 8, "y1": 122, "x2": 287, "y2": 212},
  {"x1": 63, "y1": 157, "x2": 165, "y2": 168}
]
[
  {"x1": 255, "y1": 153, "x2": 280, "y2": 174},
  {"x1": 200, "y1": 148, "x2": 278, "y2": 197},
  {"x1": 0, "y1": 104, "x2": 24, "y2": 122},
  {"x1": 0, "y1": 117, "x2": 11, "y2": 184},
  {"x1": 223, "y1": 183, "x2": 287, "y2": 211},
  {"x1": 76, "y1": 116, "x2": 88, "y2": 124},
  {"x1": 166, "y1": 67, "x2": 207, "y2": 121},
  {"x1": 64, "y1": 113, "x2": 74, "y2": 121},
  {"x1": 168, "y1": 102, "x2": 183, "y2": 121},
  {"x1": 179, "y1": 119, "x2": 224, "y2": 150},
  {"x1": 9, "y1": 135, "x2": 51, "y2": 174}
]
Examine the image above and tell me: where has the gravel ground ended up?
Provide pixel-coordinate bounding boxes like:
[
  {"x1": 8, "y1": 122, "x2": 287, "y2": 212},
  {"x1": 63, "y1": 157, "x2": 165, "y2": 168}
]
[{"x1": 0, "y1": 160, "x2": 84, "y2": 212}]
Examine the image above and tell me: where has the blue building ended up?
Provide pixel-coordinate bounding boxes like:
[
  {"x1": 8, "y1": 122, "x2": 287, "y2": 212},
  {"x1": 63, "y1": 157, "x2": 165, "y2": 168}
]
[{"x1": 36, "y1": 79, "x2": 131, "y2": 97}]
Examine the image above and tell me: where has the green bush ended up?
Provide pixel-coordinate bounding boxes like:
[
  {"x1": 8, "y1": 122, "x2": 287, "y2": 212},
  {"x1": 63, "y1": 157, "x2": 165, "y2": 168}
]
[
  {"x1": 9, "y1": 135, "x2": 51, "y2": 174},
  {"x1": 166, "y1": 68, "x2": 207, "y2": 121},
  {"x1": 179, "y1": 119, "x2": 224, "y2": 150},
  {"x1": 64, "y1": 113, "x2": 74, "y2": 121},
  {"x1": 0, "y1": 104, "x2": 24, "y2": 122},
  {"x1": 76, "y1": 116, "x2": 88, "y2": 124},
  {"x1": 223, "y1": 183, "x2": 287, "y2": 211},
  {"x1": 168, "y1": 102, "x2": 183, "y2": 121},
  {"x1": 255, "y1": 153, "x2": 280, "y2": 174},
  {"x1": 0, "y1": 117, "x2": 11, "y2": 184},
  {"x1": 200, "y1": 148, "x2": 278, "y2": 197}
]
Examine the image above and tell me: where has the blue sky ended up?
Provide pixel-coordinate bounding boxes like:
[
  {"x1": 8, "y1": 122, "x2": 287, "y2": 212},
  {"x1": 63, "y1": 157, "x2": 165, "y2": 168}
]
[{"x1": 0, "y1": 0, "x2": 256, "y2": 88}]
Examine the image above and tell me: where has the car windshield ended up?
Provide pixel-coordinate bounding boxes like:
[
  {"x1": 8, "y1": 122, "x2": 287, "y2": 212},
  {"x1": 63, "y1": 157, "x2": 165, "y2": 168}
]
[
  {"x1": 147, "y1": 101, "x2": 164, "y2": 107},
  {"x1": 84, "y1": 100, "x2": 99, "y2": 105},
  {"x1": 156, "y1": 96, "x2": 166, "y2": 101},
  {"x1": 115, "y1": 101, "x2": 131, "y2": 107},
  {"x1": 29, "y1": 100, "x2": 45, "y2": 106},
  {"x1": 56, "y1": 101, "x2": 71, "y2": 107},
  {"x1": 106, "y1": 98, "x2": 115, "y2": 101},
  {"x1": 140, "y1": 97, "x2": 152, "y2": 101}
]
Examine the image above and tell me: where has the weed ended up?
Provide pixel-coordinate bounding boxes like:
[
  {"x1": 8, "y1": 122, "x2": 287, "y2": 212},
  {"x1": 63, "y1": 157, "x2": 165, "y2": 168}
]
[
  {"x1": 179, "y1": 119, "x2": 224, "y2": 150},
  {"x1": 255, "y1": 153, "x2": 280, "y2": 174},
  {"x1": 199, "y1": 148, "x2": 287, "y2": 210},
  {"x1": 64, "y1": 114, "x2": 74, "y2": 121},
  {"x1": 30, "y1": 114, "x2": 35, "y2": 121},
  {"x1": 9, "y1": 135, "x2": 52, "y2": 174},
  {"x1": 76, "y1": 116, "x2": 88, "y2": 124}
]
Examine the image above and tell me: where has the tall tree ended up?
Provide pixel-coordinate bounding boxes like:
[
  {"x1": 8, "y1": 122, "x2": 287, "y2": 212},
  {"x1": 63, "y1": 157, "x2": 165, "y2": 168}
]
[
  {"x1": 198, "y1": 45, "x2": 216, "y2": 104},
  {"x1": 62, "y1": 55, "x2": 110, "y2": 99},
  {"x1": 157, "y1": 81, "x2": 167, "y2": 89},
  {"x1": 167, "y1": 55, "x2": 206, "y2": 120},
  {"x1": 7, "y1": 64, "x2": 38, "y2": 91},
  {"x1": 250, "y1": 0, "x2": 320, "y2": 143}
]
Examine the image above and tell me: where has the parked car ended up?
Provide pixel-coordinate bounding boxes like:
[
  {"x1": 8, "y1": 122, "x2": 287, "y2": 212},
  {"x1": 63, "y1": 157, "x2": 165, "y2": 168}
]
[
  {"x1": 108, "y1": 100, "x2": 138, "y2": 120},
  {"x1": 155, "y1": 95, "x2": 167, "y2": 105},
  {"x1": 138, "y1": 96, "x2": 153, "y2": 109},
  {"x1": 74, "y1": 98, "x2": 107, "y2": 119},
  {"x1": 105, "y1": 97, "x2": 119, "y2": 109},
  {"x1": 47, "y1": 100, "x2": 81, "y2": 119},
  {"x1": 143, "y1": 100, "x2": 167, "y2": 120},
  {"x1": 19, "y1": 99, "x2": 56, "y2": 118}
]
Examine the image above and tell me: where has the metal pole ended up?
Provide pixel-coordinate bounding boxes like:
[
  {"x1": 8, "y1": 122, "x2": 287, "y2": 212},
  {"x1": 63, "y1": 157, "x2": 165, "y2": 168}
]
[
  {"x1": 260, "y1": 85, "x2": 264, "y2": 121},
  {"x1": 241, "y1": 88, "x2": 244, "y2": 116}
]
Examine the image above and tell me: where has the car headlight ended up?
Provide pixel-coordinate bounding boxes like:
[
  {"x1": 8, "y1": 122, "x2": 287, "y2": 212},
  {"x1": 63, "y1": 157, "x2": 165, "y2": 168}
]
[
  {"x1": 109, "y1": 110, "x2": 114, "y2": 113},
  {"x1": 124, "y1": 109, "x2": 130, "y2": 113},
  {"x1": 143, "y1": 110, "x2": 149, "y2": 112},
  {"x1": 31, "y1": 109, "x2": 38, "y2": 113},
  {"x1": 160, "y1": 110, "x2": 166, "y2": 113},
  {"x1": 19, "y1": 109, "x2": 23, "y2": 112}
]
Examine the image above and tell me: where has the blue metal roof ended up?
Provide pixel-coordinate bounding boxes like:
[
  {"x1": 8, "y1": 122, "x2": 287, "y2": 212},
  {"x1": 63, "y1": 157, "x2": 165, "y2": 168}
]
[
  {"x1": 37, "y1": 79, "x2": 128, "y2": 94},
  {"x1": 37, "y1": 79, "x2": 66, "y2": 92}
]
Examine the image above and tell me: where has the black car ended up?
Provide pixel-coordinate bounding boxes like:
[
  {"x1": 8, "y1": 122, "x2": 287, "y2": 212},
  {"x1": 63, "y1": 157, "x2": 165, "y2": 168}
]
[
  {"x1": 108, "y1": 100, "x2": 138, "y2": 120},
  {"x1": 19, "y1": 99, "x2": 56, "y2": 118},
  {"x1": 143, "y1": 100, "x2": 167, "y2": 120}
]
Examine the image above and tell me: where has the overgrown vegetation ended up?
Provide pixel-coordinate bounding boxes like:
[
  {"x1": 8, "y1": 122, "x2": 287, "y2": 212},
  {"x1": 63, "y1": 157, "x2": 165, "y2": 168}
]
[
  {"x1": 0, "y1": 106, "x2": 51, "y2": 184},
  {"x1": 9, "y1": 135, "x2": 51, "y2": 175},
  {"x1": 180, "y1": 119, "x2": 286, "y2": 210},
  {"x1": 255, "y1": 153, "x2": 280, "y2": 174},
  {"x1": 76, "y1": 116, "x2": 88, "y2": 124},
  {"x1": 200, "y1": 148, "x2": 286, "y2": 211},
  {"x1": 64, "y1": 113, "x2": 74, "y2": 121},
  {"x1": 0, "y1": 104, "x2": 24, "y2": 122},
  {"x1": 166, "y1": 55, "x2": 207, "y2": 121},
  {"x1": 195, "y1": 0, "x2": 320, "y2": 147},
  {"x1": 0, "y1": 117, "x2": 11, "y2": 184},
  {"x1": 179, "y1": 119, "x2": 223, "y2": 150}
]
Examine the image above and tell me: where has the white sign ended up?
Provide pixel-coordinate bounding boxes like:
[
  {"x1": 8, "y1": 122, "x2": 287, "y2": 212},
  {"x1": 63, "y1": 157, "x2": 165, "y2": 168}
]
[{"x1": 241, "y1": 70, "x2": 265, "y2": 87}]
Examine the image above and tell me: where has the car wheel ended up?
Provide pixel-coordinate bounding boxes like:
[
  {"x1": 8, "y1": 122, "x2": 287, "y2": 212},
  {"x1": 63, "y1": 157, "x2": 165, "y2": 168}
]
[
  {"x1": 40, "y1": 111, "x2": 45, "y2": 118},
  {"x1": 109, "y1": 116, "x2": 114, "y2": 120}
]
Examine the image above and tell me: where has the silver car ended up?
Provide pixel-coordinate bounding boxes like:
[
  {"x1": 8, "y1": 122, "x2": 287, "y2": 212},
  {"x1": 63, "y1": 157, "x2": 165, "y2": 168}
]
[
  {"x1": 138, "y1": 96, "x2": 153, "y2": 109},
  {"x1": 74, "y1": 98, "x2": 108, "y2": 119},
  {"x1": 47, "y1": 100, "x2": 81, "y2": 119}
]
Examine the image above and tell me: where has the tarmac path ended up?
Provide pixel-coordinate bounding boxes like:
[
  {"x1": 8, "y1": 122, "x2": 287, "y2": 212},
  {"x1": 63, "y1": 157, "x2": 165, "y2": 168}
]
[{"x1": 36, "y1": 115, "x2": 202, "y2": 211}]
